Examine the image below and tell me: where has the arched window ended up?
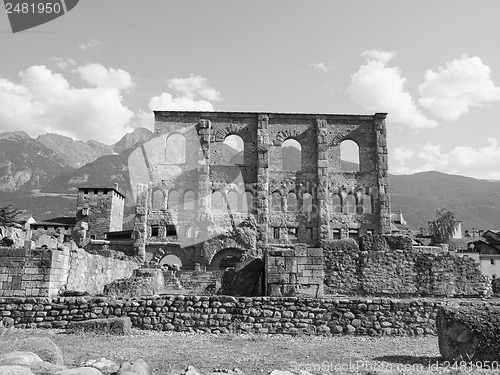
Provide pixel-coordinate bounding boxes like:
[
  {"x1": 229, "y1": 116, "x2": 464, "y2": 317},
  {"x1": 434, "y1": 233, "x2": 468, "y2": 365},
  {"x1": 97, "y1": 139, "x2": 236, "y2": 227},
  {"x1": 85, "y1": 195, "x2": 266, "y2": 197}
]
[
  {"x1": 301, "y1": 193, "x2": 312, "y2": 214},
  {"x1": 184, "y1": 190, "x2": 195, "y2": 210},
  {"x1": 282, "y1": 139, "x2": 301, "y2": 171},
  {"x1": 227, "y1": 190, "x2": 239, "y2": 212},
  {"x1": 165, "y1": 133, "x2": 186, "y2": 164},
  {"x1": 159, "y1": 254, "x2": 182, "y2": 268},
  {"x1": 152, "y1": 190, "x2": 164, "y2": 210},
  {"x1": 340, "y1": 140, "x2": 360, "y2": 172},
  {"x1": 223, "y1": 134, "x2": 244, "y2": 164},
  {"x1": 287, "y1": 192, "x2": 297, "y2": 212},
  {"x1": 332, "y1": 195, "x2": 342, "y2": 213},
  {"x1": 242, "y1": 191, "x2": 253, "y2": 213},
  {"x1": 346, "y1": 194, "x2": 356, "y2": 214},
  {"x1": 211, "y1": 191, "x2": 224, "y2": 210},
  {"x1": 167, "y1": 190, "x2": 179, "y2": 209},
  {"x1": 362, "y1": 194, "x2": 372, "y2": 214},
  {"x1": 271, "y1": 191, "x2": 282, "y2": 211}
]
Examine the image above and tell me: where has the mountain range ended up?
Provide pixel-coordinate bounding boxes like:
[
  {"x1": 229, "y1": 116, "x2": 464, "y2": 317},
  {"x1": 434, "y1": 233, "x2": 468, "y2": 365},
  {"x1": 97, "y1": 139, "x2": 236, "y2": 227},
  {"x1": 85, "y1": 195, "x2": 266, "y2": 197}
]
[{"x1": 0, "y1": 128, "x2": 498, "y2": 232}]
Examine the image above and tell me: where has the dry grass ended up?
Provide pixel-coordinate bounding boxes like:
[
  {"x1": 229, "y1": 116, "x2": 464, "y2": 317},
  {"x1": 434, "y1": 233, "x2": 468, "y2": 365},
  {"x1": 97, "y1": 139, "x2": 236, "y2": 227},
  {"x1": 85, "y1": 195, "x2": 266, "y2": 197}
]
[{"x1": 0, "y1": 329, "x2": 495, "y2": 374}]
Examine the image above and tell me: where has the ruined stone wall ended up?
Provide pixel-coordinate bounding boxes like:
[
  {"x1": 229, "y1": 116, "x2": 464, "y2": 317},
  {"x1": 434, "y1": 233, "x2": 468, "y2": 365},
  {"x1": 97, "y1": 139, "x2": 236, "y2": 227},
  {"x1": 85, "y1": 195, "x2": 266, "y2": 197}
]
[
  {"x1": 0, "y1": 244, "x2": 139, "y2": 297},
  {"x1": 2, "y1": 295, "x2": 496, "y2": 336},
  {"x1": 323, "y1": 240, "x2": 487, "y2": 297},
  {"x1": 265, "y1": 245, "x2": 324, "y2": 298},
  {"x1": 64, "y1": 248, "x2": 139, "y2": 295}
]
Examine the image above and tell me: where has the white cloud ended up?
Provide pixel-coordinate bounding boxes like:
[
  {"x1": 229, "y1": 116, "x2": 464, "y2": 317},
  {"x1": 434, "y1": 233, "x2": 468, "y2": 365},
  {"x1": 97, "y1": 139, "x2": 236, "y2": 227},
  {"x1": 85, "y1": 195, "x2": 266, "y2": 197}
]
[
  {"x1": 348, "y1": 50, "x2": 438, "y2": 129},
  {"x1": 148, "y1": 74, "x2": 220, "y2": 112},
  {"x1": 168, "y1": 74, "x2": 221, "y2": 102},
  {"x1": 50, "y1": 57, "x2": 77, "y2": 70},
  {"x1": 77, "y1": 63, "x2": 133, "y2": 91},
  {"x1": 148, "y1": 93, "x2": 214, "y2": 112},
  {"x1": 0, "y1": 65, "x2": 134, "y2": 144},
  {"x1": 309, "y1": 62, "x2": 332, "y2": 73},
  {"x1": 389, "y1": 138, "x2": 500, "y2": 180},
  {"x1": 418, "y1": 55, "x2": 500, "y2": 121},
  {"x1": 79, "y1": 39, "x2": 101, "y2": 50}
]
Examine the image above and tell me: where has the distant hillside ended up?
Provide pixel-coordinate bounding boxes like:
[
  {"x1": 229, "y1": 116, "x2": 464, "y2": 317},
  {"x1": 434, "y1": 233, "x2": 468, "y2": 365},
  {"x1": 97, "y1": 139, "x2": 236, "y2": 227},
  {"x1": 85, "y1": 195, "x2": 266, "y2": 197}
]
[
  {"x1": 41, "y1": 153, "x2": 133, "y2": 201},
  {"x1": 0, "y1": 131, "x2": 74, "y2": 191},
  {"x1": 390, "y1": 171, "x2": 500, "y2": 231},
  {"x1": 37, "y1": 133, "x2": 114, "y2": 168}
]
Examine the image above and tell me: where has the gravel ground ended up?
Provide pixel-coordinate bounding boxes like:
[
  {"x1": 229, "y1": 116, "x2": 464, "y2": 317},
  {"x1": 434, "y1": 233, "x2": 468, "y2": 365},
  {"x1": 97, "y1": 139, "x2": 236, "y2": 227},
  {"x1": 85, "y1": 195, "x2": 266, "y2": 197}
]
[{"x1": 2, "y1": 329, "x2": 498, "y2": 374}]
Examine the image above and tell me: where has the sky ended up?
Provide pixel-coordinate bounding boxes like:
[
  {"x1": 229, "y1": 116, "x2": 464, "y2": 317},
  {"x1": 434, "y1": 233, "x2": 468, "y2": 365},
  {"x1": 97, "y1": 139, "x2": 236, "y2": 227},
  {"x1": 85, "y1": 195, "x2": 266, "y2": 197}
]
[{"x1": 0, "y1": 1, "x2": 499, "y2": 179}]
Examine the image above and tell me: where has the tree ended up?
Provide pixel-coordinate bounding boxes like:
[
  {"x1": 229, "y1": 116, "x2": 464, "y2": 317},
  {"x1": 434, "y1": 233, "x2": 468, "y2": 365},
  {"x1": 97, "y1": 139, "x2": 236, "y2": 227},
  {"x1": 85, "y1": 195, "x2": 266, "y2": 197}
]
[
  {"x1": 428, "y1": 208, "x2": 457, "y2": 244},
  {"x1": 0, "y1": 204, "x2": 22, "y2": 226}
]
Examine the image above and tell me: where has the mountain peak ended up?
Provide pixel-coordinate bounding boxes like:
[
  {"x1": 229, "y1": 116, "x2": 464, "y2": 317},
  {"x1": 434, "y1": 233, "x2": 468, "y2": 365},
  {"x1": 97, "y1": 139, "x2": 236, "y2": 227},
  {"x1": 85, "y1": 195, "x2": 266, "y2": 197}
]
[
  {"x1": 112, "y1": 127, "x2": 153, "y2": 154},
  {"x1": 0, "y1": 131, "x2": 32, "y2": 141}
]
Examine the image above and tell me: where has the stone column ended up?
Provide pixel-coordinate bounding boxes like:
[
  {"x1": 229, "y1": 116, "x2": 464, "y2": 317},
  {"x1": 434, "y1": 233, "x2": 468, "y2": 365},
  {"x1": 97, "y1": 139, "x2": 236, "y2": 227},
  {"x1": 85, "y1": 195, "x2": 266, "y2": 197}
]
[
  {"x1": 316, "y1": 117, "x2": 330, "y2": 242},
  {"x1": 256, "y1": 114, "x2": 270, "y2": 248},
  {"x1": 374, "y1": 113, "x2": 391, "y2": 234},
  {"x1": 196, "y1": 119, "x2": 212, "y2": 264},
  {"x1": 133, "y1": 183, "x2": 149, "y2": 262}
]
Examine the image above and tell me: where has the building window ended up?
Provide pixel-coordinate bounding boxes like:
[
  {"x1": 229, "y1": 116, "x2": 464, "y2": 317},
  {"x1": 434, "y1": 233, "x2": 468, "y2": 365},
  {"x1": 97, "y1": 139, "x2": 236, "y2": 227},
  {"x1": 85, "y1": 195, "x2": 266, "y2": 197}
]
[
  {"x1": 306, "y1": 227, "x2": 314, "y2": 240},
  {"x1": 44, "y1": 226, "x2": 48, "y2": 230},
  {"x1": 151, "y1": 225, "x2": 159, "y2": 237},
  {"x1": 84, "y1": 189, "x2": 89, "y2": 195},
  {"x1": 491, "y1": 259, "x2": 495, "y2": 265},
  {"x1": 94, "y1": 189, "x2": 99, "y2": 194},
  {"x1": 288, "y1": 227, "x2": 297, "y2": 240},
  {"x1": 332, "y1": 230, "x2": 341, "y2": 240},
  {"x1": 82, "y1": 208, "x2": 89, "y2": 216},
  {"x1": 273, "y1": 227, "x2": 280, "y2": 239},
  {"x1": 89, "y1": 234, "x2": 96, "y2": 240},
  {"x1": 166, "y1": 225, "x2": 177, "y2": 236},
  {"x1": 64, "y1": 226, "x2": 69, "y2": 230}
]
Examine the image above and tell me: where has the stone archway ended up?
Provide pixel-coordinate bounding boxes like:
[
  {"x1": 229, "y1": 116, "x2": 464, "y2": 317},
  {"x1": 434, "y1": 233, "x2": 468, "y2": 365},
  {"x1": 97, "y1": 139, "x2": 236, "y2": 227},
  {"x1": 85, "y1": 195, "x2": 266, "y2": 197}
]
[
  {"x1": 208, "y1": 248, "x2": 244, "y2": 270},
  {"x1": 159, "y1": 254, "x2": 182, "y2": 268}
]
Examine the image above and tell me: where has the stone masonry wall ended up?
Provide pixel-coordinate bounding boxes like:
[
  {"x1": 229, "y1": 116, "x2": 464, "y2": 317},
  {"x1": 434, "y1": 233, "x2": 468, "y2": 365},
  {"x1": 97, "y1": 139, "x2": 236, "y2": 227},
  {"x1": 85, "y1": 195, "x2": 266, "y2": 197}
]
[
  {"x1": 265, "y1": 244, "x2": 324, "y2": 298},
  {"x1": 323, "y1": 242, "x2": 487, "y2": 297},
  {"x1": 0, "y1": 245, "x2": 69, "y2": 297},
  {"x1": 1, "y1": 295, "x2": 496, "y2": 336},
  {"x1": 0, "y1": 244, "x2": 140, "y2": 297}
]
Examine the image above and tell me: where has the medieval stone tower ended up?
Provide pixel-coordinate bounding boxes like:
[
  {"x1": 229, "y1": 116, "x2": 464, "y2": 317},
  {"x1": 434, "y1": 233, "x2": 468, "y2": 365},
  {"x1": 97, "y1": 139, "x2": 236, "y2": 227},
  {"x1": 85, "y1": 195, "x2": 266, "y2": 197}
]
[
  {"x1": 130, "y1": 111, "x2": 391, "y2": 269},
  {"x1": 75, "y1": 185, "x2": 125, "y2": 240}
]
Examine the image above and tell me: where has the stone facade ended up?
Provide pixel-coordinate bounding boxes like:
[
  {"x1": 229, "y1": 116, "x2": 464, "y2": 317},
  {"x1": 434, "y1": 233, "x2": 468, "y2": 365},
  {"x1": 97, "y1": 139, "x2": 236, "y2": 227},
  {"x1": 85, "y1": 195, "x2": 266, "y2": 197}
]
[
  {"x1": 75, "y1": 186, "x2": 125, "y2": 240},
  {"x1": 129, "y1": 111, "x2": 391, "y2": 270},
  {"x1": 1, "y1": 295, "x2": 496, "y2": 336}
]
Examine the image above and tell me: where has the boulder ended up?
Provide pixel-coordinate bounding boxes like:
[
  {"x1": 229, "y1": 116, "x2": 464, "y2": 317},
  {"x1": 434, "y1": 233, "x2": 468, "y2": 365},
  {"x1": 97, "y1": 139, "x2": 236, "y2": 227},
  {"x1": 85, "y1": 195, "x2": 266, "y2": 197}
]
[
  {"x1": 56, "y1": 368, "x2": 103, "y2": 375},
  {"x1": 0, "y1": 352, "x2": 43, "y2": 366},
  {"x1": 437, "y1": 305, "x2": 500, "y2": 362},
  {"x1": 27, "y1": 361, "x2": 67, "y2": 374},
  {"x1": 81, "y1": 358, "x2": 119, "y2": 375},
  {"x1": 117, "y1": 359, "x2": 152, "y2": 375},
  {"x1": 0, "y1": 337, "x2": 64, "y2": 365},
  {"x1": 0, "y1": 365, "x2": 35, "y2": 375},
  {"x1": 66, "y1": 317, "x2": 132, "y2": 335}
]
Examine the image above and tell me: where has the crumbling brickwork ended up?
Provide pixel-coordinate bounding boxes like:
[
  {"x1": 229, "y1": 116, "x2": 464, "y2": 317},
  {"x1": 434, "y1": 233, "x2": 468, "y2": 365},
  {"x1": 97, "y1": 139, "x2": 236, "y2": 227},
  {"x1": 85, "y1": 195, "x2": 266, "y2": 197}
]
[{"x1": 131, "y1": 111, "x2": 391, "y2": 269}]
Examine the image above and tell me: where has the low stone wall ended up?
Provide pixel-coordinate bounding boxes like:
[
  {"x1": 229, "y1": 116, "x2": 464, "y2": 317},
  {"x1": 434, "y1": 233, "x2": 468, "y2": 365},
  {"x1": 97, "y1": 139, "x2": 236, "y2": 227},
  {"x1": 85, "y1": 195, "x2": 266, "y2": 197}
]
[{"x1": 2, "y1": 295, "x2": 495, "y2": 336}]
